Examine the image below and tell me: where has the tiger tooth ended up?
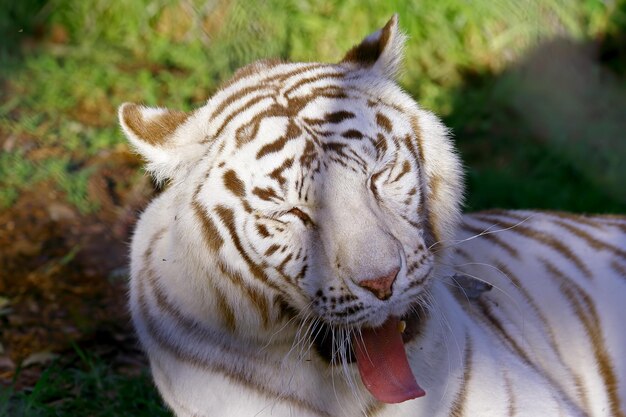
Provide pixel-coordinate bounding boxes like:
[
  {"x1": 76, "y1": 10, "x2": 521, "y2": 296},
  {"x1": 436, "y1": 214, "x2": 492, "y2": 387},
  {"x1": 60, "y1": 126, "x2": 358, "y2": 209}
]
[{"x1": 398, "y1": 320, "x2": 407, "y2": 333}]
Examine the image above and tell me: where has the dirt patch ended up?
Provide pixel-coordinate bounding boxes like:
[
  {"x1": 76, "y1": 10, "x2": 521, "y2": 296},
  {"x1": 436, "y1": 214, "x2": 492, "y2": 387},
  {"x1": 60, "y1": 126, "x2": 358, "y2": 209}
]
[{"x1": 0, "y1": 148, "x2": 155, "y2": 389}]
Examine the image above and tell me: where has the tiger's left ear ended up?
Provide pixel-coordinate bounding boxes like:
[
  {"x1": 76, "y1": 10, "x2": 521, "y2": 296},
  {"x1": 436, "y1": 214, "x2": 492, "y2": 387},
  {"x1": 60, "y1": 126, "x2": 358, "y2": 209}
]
[
  {"x1": 118, "y1": 103, "x2": 204, "y2": 182},
  {"x1": 341, "y1": 14, "x2": 406, "y2": 79}
]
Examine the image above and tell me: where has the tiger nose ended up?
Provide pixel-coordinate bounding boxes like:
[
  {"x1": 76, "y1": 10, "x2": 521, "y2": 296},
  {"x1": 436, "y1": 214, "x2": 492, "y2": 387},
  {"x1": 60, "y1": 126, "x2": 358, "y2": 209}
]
[{"x1": 357, "y1": 268, "x2": 399, "y2": 301}]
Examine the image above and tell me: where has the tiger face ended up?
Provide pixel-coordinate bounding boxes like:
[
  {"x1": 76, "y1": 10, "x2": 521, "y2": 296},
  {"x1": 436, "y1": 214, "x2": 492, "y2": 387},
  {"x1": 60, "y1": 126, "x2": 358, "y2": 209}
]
[
  {"x1": 120, "y1": 15, "x2": 463, "y2": 404},
  {"x1": 202, "y1": 76, "x2": 436, "y2": 329}
]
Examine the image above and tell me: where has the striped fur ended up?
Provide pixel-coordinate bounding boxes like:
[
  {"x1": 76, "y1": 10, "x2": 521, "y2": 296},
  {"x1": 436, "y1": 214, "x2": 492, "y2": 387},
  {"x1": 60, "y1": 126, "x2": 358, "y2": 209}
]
[{"x1": 119, "y1": 16, "x2": 626, "y2": 417}]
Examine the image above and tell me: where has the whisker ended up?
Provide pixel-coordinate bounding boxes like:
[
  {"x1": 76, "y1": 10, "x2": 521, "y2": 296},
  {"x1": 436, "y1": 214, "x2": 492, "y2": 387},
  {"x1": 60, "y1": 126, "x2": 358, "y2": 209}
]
[
  {"x1": 449, "y1": 261, "x2": 520, "y2": 289},
  {"x1": 262, "y1": 299, "x2": 316, "y2": 350},
  {"x1": 447, "y1": 268, "x2": 518, "y2": 309},
  {"x1": 423, "y1": 289, "x2": 458, "y2": 405},
  {"x1": 429, "y1": 213, "x2": 536, "y2": 253},
  {"x1": 438, "y1": 265, "x2": 528, "y2": 352}
]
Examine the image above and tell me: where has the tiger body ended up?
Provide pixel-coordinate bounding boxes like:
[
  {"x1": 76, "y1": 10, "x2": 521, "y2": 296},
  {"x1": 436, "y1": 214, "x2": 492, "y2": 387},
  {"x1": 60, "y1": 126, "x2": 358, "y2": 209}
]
[{"x1": 120, "y1": 16, "x2": 626, "y2": 417}]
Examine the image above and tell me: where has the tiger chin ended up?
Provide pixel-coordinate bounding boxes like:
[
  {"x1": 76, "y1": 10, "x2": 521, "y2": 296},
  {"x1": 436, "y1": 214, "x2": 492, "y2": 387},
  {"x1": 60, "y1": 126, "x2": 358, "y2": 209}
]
[{"x1": 119, "y1": 15, "x2": 626, "y2": 417}]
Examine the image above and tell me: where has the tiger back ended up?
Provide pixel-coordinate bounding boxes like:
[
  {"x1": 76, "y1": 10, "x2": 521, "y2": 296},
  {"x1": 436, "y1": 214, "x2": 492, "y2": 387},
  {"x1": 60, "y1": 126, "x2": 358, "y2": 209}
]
[{"x1": 118, "y1": 15, "x2": 626, "y2": 417}]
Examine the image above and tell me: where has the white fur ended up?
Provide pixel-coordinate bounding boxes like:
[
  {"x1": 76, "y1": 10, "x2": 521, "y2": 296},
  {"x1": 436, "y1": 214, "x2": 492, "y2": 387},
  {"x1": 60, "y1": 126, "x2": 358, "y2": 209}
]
[{"x1": 120, "y1": 16, "x2": 625, "y2": 417}]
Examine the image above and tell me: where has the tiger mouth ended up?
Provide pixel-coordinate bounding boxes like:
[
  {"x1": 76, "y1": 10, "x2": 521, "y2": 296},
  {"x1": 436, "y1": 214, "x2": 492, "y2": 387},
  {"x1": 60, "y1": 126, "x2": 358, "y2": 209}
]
[{"x1": 311, "y1": 304, "x2": 427, "y2": 364}]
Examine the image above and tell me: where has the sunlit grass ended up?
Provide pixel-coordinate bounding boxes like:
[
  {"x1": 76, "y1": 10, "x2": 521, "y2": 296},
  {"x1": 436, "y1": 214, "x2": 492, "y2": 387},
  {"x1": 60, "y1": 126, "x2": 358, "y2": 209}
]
[
  {"x1": 1, "y1": 0, "x2": 620, "y2": 211},
  {"x1": 1, "y1": 0, "x2": 622, "y2": 212}
]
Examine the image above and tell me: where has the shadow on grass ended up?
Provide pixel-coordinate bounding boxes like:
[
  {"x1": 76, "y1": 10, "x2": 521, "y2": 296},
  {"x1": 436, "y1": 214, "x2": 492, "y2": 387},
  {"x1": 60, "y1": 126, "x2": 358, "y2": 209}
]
[
  {"x1": 0, "y1": 0, "x2": 49, "y2": 58},
  {"x1": 2, "y1": 346, "x2": 171, "y2": 417},
  {"x1": 445, "y1": 35, "x2": 626, "y2": 214}
]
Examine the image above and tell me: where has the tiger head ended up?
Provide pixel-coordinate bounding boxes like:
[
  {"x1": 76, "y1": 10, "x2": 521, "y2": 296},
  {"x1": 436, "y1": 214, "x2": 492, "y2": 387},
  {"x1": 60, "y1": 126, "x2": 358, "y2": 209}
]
[{"x1": 120, "y1": 15, "x2": 463, "y2": 402}]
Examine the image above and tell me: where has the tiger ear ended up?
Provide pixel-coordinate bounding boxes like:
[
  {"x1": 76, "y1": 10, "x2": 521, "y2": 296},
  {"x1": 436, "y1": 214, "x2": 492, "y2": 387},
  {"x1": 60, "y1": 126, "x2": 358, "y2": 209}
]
[
  {"x1": 341, "y1": 14, "x2": 406, "y2": 79},
  {"x1": 118, "y1": 103, "x2": 202, "y2": 182}
]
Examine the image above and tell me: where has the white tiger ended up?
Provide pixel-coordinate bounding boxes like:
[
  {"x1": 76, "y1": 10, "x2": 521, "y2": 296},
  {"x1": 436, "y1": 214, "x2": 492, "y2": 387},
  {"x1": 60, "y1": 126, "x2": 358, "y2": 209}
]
[{"x1": 118, "y1": 15, "x2": 626, "y2": 417}]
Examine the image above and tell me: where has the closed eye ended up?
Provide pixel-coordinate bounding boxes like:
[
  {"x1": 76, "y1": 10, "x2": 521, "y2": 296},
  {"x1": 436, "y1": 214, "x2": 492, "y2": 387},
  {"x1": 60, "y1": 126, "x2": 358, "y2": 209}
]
[
  {"x1": 287, "y1": 207, "x2": 315, "y2": 227},
  {"x1": 369, "y1": 169, "x2": 386, "y2": 201}
]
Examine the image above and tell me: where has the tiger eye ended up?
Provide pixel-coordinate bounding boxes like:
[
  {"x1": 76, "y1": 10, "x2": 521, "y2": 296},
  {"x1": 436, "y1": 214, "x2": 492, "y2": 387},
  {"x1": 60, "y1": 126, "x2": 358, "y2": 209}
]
[{"x1": 287, "y1": 207, "x2": 315, "y2": 227}]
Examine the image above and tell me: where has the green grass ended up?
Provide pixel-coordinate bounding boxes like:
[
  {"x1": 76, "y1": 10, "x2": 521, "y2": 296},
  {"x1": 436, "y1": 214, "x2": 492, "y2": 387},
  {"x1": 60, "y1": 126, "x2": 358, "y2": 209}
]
[
  {"x1": 1, "y1": 0, "x2": 625, "y2": 414},
  {"x1": 2, "y1": 351, "x2": 172, "y2": 417},
  {"x1": 1, "y1": 0, "x2": 623, "y2": 212}
]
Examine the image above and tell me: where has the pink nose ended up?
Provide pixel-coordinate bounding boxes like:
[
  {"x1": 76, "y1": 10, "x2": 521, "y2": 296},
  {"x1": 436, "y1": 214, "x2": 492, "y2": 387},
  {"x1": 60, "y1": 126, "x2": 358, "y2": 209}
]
[{"x1": 358, "y1": 268, "x2": 399, "y2": 300}]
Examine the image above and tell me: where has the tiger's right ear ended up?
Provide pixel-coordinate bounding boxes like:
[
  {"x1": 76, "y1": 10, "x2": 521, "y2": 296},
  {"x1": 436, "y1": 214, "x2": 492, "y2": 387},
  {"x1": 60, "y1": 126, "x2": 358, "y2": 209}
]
[
  {"x1": 119, "y1": 103, "x2": 203, "y2": 182},
  {"x1": 341, "y1": 14, "x2": 406, "y2": 79}
]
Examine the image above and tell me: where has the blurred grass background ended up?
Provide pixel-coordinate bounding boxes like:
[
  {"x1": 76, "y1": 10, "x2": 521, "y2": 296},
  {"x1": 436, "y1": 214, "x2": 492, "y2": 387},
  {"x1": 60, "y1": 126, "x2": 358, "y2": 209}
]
[
  {"x1": 0, "y1": 0, "x2": 625, "y2": 415},
  {"x1": 1, "y1": 0, "x2": 625, "y2": 214}
]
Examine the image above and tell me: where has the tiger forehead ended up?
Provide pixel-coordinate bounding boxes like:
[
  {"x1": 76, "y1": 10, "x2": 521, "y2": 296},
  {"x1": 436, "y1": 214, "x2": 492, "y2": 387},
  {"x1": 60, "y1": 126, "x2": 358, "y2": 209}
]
[
  {"x1": 217, "y1": 98, "x2": 412, "y2": 175},
  {"x1": 204, "y1": 61, "x2": 420, "y2": 195},
  {"x1": 207, "y1": 61, "x2": 414, "y2": 142},
  {"x1": 212, "y1": 92, "x2": 413, "y2": 162}
]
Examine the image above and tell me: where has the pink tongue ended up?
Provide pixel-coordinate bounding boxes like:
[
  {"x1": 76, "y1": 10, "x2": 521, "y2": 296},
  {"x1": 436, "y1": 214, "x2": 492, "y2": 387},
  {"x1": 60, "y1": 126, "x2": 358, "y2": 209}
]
[{"x1": 353, "y1": 317, "x2": 425, "y2": 403}]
